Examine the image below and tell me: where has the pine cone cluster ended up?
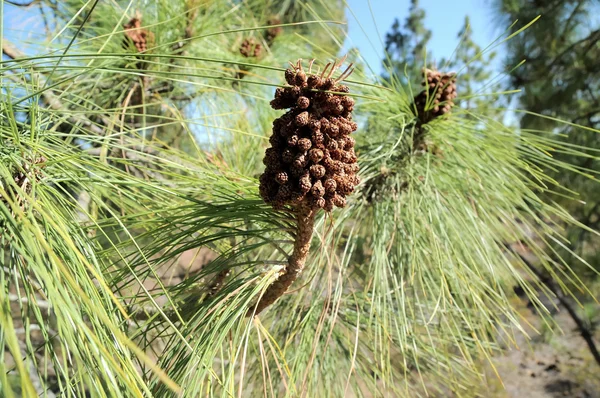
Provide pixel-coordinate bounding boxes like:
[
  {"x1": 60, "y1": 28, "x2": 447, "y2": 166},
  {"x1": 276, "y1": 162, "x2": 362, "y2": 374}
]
[
  {"x1": 265, "y1": 17, "x2": 283, "y2": 45},
  {"x1": 259, "y1": 59, "x2": 359, "y2": 212},
  {"x1": 239, "y1": 38, "x2": 263, "y2": 58},
  {"x1": 414, "y1": 68, "x2": 457, "y2": 123},
  {"x1": 123, "y1": 15, "x2": 152, "y2": 53}
]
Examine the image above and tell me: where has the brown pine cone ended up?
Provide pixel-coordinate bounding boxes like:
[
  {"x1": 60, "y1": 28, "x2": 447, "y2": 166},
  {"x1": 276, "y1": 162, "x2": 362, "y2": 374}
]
[
  {"x1": 123, "y1": 14, "x2": 153, "y2": 53},
  {"x1": 239, "y1": 38, "x2": 263, "y2": 58},
  {"x1": 259, "y1": 59, "x2": 360, "y2": 211},
  {"x1": 414, "y1": 68, "x2": 457, "y2": 123}
]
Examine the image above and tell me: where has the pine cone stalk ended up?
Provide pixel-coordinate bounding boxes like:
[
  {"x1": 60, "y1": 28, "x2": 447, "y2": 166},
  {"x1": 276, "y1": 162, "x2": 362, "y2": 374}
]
[
  {"x1": 249, "y1": 58, "x2": 358, "y2": 316},
  {"x1": 249, "y1": 205, "x2": 315, "y2": 315}
]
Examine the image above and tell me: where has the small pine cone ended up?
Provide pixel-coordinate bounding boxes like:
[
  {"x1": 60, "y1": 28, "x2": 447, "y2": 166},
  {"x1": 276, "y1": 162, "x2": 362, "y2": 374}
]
[
  {"x1": 273, "y1": 87, "x2": 286, "y2": 100},
  {"x1": 312, "y1": 131, "x2": 325, "y2": 146},
  {"x1": 324, "y1": 179, "x2": 337, "y2": 193},
  {"x1": 271, "y1": 97, "x2": 293, "y2": 110},
  {"x1": 297, "y1": 138, "x2": 312, "y2": 151},
  {"x1": 309, "y1": 164, "x2": 326, "y2": 179},
  {"x1": 293, "y1": 154, "x2": 307, "y2": 169},
  {"x1": 295, "y1": 71, "x2": 307, "y2": 86},
  {"x1": 341, "y1": 96, "x2": 354, "y2": 110},
  {"x1": 343, "y1": 136, "x2": 355, "y2": 150},
  {"x1": 123, "y1": 16, "x2": 152, "y2": 53},
  {"x1": 314, "y1": 197, "x2": 326, "y2": 209},
  {"x1": 266, "y1": 18, "x2": 283, "y2": 43},
  {"x1": 296, "y1": 111, "x2": 309, "y2": 126},
  {"x1": 328, "y1": 124, "x2": 340, "y2": 138},
  {"x1": 347, "y1": 151, "x2": 358, "y2": 164},
  {"x1": 332, "y1": 104, "x2": 344, "y2": 116},
  {"x1": 332, "y1": 194, "x2": 346, "y2": 208},
  {"x1": 308, "y1": 148, "x2": 324, "y2": 163},
  {"x1": 329, "y1": 149, "x2": 342, "y2": 160},
  {"x1": 326, "y1": 139, "x2": 338, "y2": 151},
  {"x1": 297, "y1": 96, "x2": 310, "y2": 109},
  {"x1": 311, "y1": 180, "x2": 325, "y2": 197},
  {"x1": 414, "y1": 68, "x2": 457, "y2": 122},
  {"x1": 322, "y1": 156, "x2": 334, "y2": 169},
  {"x1": 344, "y1": 163, "x2": 359, "y2": 174},
  {"x1": 339, "y1": 150, "x2": 352, "y2": 163},
  {"x1": 338, "y1": 121, "x2": 352, "y2": 136},
  {"x1": 336, "y1": 177, "x2": 355, "y2": 195},
  {"x1": 321, "y1": 78, "x2": 335, "y2": 90},
  {"x1": 275, "y1": 172, "x2": 288, "y2": 185},
  {"x1": 307, "y1": 75, "x2": 322, "y2": 88},
  {"x1": 329, "y1": 160, "x2": 344, "y2": 174},
  {"x1": 299, "y1": 174, "x2": 312, "y2": 193},
  {"x1": 309, "y1": 118, "x2": 321, "y2": 132},
  {"x1": 285, "y1": 69, "x2": 296, "y2": 85},
  {"x1": 240, "y1": 38, "x2": 262, "y2": 58},
  {"x1": 328, "y1": 96, "x2": 342, "y2": 109}
]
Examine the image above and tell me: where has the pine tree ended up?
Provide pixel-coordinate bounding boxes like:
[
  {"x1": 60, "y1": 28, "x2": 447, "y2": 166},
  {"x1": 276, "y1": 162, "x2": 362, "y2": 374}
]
[
  {"x1": 1, "y1": 1, "x2": 597, "y2": 396},
  {"x1": 443, "y1": 15, "x2": 497, "y2": 111},
  {"x1": 382, "y1": 0, "x2": 432, "y2": 84},
  {"x1": 497, "y1": 1, "x2": 599, "y2": 289}
]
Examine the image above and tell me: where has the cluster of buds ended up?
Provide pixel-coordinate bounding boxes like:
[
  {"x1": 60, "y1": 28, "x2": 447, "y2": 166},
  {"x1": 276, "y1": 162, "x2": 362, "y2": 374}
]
[
  {"x1": 414, "y1": 68, "x2": 457, "y2": 123},
  {"x1": 239, "y1": 38, "x2": 263, "y2": 58},
  {"x1": 265, "y1": 17, "x2": 283, "y2": 45},
  {"x1": 259, "y1": 59, "x2": 359, "y2": 212},
  {"x1": 123, "y1": 13, "x2": 153, "y2": 53}
]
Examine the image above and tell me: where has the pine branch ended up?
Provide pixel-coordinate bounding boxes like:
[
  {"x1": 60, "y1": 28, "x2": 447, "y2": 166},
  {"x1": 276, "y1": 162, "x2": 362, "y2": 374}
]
[
  {"x1": 5, "y1": 0, "x2": 40, "y2": 6},
  {"x1": 2, "y1": 42, "x2": 107, "y2": 135},
  {"x1": 248, "y1": 205, "x2": 315, "y2": 316}
]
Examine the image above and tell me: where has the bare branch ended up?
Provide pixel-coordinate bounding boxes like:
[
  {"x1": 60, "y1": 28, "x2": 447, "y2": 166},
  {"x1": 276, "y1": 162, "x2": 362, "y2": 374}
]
[{"x1": 5, "y1": 0, "x2": 40, "y2": 6}]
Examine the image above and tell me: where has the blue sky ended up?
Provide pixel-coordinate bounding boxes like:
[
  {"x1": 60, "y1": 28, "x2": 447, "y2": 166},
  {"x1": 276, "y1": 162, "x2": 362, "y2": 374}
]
[{"x1": 344, "y1": 0, "x2": 503, "y2": 75}]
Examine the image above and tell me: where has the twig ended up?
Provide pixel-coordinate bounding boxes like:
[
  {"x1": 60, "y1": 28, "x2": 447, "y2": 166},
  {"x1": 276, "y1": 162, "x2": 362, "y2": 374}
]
[
  {"x1": 5, "y1": 0, "x2": 40, "y2": 6},
  {"x1": 248, "y1": 205, "x2": 315, "y2": 316},
  {"x1": 8, "y1": 294, "x2": 51, "y2": 309}
]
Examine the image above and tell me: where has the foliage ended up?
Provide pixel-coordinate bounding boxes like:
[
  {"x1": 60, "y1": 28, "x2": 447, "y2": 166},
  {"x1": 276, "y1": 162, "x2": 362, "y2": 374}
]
[
  {"x1": 495, "y1": 0, "x2": 600, "y2": 282},
  {"x1": 442, "y1": 16, "x2": 497, "y2": 111}
]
